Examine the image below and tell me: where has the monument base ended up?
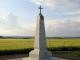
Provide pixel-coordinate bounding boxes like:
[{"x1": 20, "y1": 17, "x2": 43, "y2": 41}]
[
  {"x1": 29, "y1": 49, "x2": 52, "y2": 58},
  {"x1": 22, "y1": 49, "x2": 60, "y2": 60}
]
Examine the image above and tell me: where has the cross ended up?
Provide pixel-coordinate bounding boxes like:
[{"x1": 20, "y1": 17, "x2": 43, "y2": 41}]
[{"x1": 39, "y1": 5, "x2": 43, "y2": 14}]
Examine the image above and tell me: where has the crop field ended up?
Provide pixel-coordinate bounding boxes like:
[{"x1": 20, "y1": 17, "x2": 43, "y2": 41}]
[{"x1": 0, "y1": 38, "x2": 80, "y2": 51}]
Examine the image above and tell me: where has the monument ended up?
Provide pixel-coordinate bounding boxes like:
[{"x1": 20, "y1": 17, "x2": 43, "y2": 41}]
[
  {"x1": 22, "y1": 6, "x2": 60, "y2": 60},
  {"x1": 29, "y1": 6, "x2": 53, "y2": 60}
]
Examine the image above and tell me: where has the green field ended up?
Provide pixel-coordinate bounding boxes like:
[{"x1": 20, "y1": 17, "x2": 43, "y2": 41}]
[{"x1": 0, "y1": 38, "x2": 80, "y2": 51}]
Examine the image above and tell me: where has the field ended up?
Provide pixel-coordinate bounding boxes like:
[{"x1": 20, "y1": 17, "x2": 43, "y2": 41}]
[
  {"x1": 0, "y1": 38, "x2": 80, "y2": 59},
  {"x1": 0, "y1": 38, "x2": 80, "y2": 51}
]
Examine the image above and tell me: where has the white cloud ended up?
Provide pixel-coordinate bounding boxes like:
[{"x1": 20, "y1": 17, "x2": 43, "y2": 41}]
[
  {"x1": 0, "y1": 14, "x2": 28, "y2": 36},
  {"x1": 0, "y1": 13, "x2": 80, "y2": 37},
  {"x1": 44, "y1": 21, "x2": 80, "y2": 37},
  {"x1": 0, "y1": 16, "x2": 6, "y2": 20},
  {"x1": 32, "y1": 0, "x2": 80, "y2": 8},
  {"x1": 32, "y1": 0, "x2": 56, "y2": 7},
  {"x1": 17, "y1": 15, "x2": 80, "y2": 37},
  {"x1": 0, "y1": 13, "x2": 35, "y2": 36},
  {"x1": 32, "y1": 0, "x2": 80, "y2": 15}
]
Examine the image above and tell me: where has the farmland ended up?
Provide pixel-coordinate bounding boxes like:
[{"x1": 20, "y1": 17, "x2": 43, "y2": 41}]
[
  {"x1": 0, "y1": 38, "x2": 80, "y2": 51},
  {"x1": 0, "y1": 38, "x2": 79, "y2": 59}
]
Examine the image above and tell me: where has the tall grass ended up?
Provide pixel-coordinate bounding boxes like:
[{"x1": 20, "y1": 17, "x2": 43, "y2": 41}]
[{"x1": 0, "y1": 38, "x2": 80, "y2": 51}]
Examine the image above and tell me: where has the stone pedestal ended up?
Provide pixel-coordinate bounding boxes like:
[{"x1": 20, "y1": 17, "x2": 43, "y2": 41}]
[{"x1": 29, "y1": 49, "x2": 52, "y2": 59}]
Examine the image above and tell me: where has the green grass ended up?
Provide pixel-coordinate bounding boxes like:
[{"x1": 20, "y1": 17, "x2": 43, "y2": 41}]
[
  {"x1": 47, "y1": 38, "x2": 80, "y2": 48},
  {"x1": 0, "y1": 38, "x2": 80, "y2": 51}
]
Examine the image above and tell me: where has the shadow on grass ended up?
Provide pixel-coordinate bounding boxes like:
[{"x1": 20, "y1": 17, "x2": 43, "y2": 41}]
[{"x1": 0, "y1": 47, "x2": 80, "y2": 60}]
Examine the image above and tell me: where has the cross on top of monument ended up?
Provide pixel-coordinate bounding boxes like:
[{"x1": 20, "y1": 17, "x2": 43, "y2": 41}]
[{"x1": 39, "y1": 5, "x2": 43, "y2": 14}]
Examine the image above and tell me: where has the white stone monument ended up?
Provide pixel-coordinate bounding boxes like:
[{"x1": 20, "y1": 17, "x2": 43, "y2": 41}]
[
  {"x1": 22, "y1": 6, "x2": 61, "y2": 60},
  {"x1": 29, "y1": 6, "x2": 53, "y2": 60}
]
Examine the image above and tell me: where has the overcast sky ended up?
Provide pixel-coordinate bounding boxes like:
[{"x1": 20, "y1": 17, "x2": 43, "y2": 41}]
[{"x1": 0, "y1": 0, "x2": 80, "y2": 37}]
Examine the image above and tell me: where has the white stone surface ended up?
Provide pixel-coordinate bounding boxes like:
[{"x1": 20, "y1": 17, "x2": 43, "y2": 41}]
[{"x1": 34, "y1": 13, "x2": 46, "y2": 50}]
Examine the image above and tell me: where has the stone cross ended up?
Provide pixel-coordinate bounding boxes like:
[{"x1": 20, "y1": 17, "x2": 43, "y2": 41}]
[
  {"x1": 39, "y1": 5, "x2": 43, "y2": 14},
  {"x1": 28, "y1": 6, "x2": 53, "y2": 60},
  {"x1": 24, "y1": 6, "x2": 59, "y2": 60}
]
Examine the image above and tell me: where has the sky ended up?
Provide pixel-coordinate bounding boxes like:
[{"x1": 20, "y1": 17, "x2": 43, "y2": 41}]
[{"x1": 0, "y1": 0, "x2": 80, "y2": 37}]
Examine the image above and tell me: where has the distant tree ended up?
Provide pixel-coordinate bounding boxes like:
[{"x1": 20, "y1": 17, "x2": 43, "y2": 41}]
[{"x1": 0, "y1": 36, "x2": 3, "y2": 38}]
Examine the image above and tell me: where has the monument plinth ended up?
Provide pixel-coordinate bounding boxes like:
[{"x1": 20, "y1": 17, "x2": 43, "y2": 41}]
[{"x1": 22, "y1": 6, "x2": 60, "y2": 60}]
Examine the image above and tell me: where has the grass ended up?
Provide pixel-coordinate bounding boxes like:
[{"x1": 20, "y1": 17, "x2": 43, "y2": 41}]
[
  {"x1": 0, "y1": 38, "x2": 80, "y2": 58},
  {"x1": 52, "y1": 51, "x2": 80, "y2": 59},
  {"x1": 47, "y1": 38, "x2": 80, "y2": 48},
  {"x1": 0, "y1": 39, "x2": 33, "y2": 50},
  {"x1": 0, "y1": 38, "x2": 80, "y2": 51}
]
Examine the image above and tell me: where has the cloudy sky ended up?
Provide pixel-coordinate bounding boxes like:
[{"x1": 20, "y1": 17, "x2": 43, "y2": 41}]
[{"x1": 0, "y1": 0, "x2": 80, "y2": 37}]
